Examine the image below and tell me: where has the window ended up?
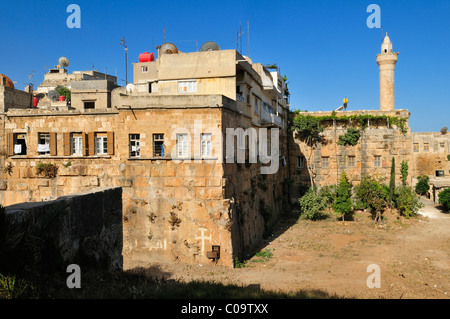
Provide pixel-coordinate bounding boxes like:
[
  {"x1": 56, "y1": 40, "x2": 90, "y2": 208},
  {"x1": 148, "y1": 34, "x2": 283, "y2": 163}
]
[
  {"x1": 201, "y1": 133, "x2": 212, "y2": 157},
  {"x1": 148, "y1": 82, "x2": 152, "y2": 93},
  {"x1": 72, "y1": 134, "x2": 83, "y2": 155},
  {"x1": 413, "y1": 143, "x2": 419, "y2": 152},
  {"x1": 348, "y1": 156, "x2": 356, "y2": 168},
  {"x1": 178, "y1": 81, "x2": 197, "y2": 93},
  {"x1": 254, "y1": 97, "x2": 259, "y2": 114},
  {"x1": 246, "y1": 88, "x2": 250, "y2": 104},
  {"x1": 130, "y1": 134, "x2": 141, "y2": 158},
  {"x1": 297, "y1": 156, "x2": 305, "y2": 169},
  {"x1": 176, "y1": 134, "x2": 189, "y2": 158},
  {"x1": 95, "y1": 133, "x2": 108, "y2": 155},
  {"x1": 440, "y1": 142, "x2": 445, "y2": 153},
  {"x1": 424, "y1": 143, "x2": 430, "y2": 152},
  {"x1": 322, "y1": 157, "x2": 329, "y2": 168},
  {"x1": 153, "y1": 134, "x2": 164, "y2": 157},
  {"x1": 84, "y1": 101, "x2": 95, "y2": 109},
  {"x1": 37, "y1": 133, "x2": 50, "y2": 155},
  {"x1": 374, "y1": 156, "x2": 382, "y2": 167},
  {"x1": 141, "y1": 66, "x2": 148, "y2": 73},
  {"x1": 13, "y1": 133, "x2": 27, "y2": 155}
]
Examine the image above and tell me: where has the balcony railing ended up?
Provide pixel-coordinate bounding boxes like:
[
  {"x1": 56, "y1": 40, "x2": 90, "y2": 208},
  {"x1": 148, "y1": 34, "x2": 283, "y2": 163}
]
[
  {"x1": 261, "y1": 102, "x2": 283, "y2": 128},
  {"x1": 236, "y1": 93, "x2": 245, "y2": 103}
]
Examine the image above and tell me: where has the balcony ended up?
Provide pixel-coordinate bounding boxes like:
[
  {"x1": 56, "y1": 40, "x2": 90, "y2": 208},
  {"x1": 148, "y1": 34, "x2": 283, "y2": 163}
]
[
  {"x1": 236, "y1": 93, "x2": 245, "y2": 103},
  {"x1": 261, "y1": 102, "x2": 283, "y2": 128}
]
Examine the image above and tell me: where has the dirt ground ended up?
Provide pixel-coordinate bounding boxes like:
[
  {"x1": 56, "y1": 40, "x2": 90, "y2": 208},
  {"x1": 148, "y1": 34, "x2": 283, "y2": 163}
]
[{"x1": 141, "y1": 198, "x2": 450, "y2": 299}]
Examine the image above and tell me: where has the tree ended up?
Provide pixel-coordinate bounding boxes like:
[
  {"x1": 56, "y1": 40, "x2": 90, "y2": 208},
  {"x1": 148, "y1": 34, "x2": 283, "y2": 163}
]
[
  {"x1": 298, "y1": 188, "x2": 327, "y2": 221},
  {"x1": 415, "y1": 175, "x2": 430, "y2": 196},
  {"x1": 332, "y1": 172, "x2": 353, "y2": 221},
  {"x1": 400, "y1": 160, "x2": 409, "y2": 186},
  {"x1": 291, "y1": 114, "x2": 324, "y2": 188},
  {"x1": 395, "y1": 186, "x2": 424, "y2": 218},
  {"x1": 355, "y1": 175, "x2": 387, "y2": 224},
  {"x1": 389, "y1": 157, "x2": 396, "y2": 209},
  {"x1": 439, "y1": 188, "x2": 450, "y2": 211}
]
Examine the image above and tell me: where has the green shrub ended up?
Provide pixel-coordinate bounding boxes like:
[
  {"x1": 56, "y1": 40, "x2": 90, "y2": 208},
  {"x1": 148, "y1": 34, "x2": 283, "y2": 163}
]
[
  {"x1": 401, "y1": 160, "x2": 409, "y2": 186},
  {"x1": 355, "y1": 175, "x2": 387, "y2": 223},
  {"x1": 337, "y1": 128, "x2": 361, "y2": 146},
  {"x1": 389, "y1": 157, "x2": 396, "y2": 207},
  {"x1": 0, "y1": 273, "x2": 28, "y2": 299},
  {"x1": 234, "y1": 257, "x2": 247, "y2": 268},
  {"x1": 439, "y1": 188, "x2": 450, "y2": 211},
  {"x1": 395, "y1": 186, "x2": 424, "y2": 218},
  {"x1": 298, "y1": 188, "x2": 327, "y2": 221},
  {"x1": 255, "y1": 248, "x2": 273, "y2": 259},
  {"x1": 415, "y1": 175, "x2": 430, "y2": 196},
  {"x1": 332, "y1": 172, "x2": 353, "y2": 221},
  {"x1": 318, "y1": 185, "x2": 336, "y2": 208}
]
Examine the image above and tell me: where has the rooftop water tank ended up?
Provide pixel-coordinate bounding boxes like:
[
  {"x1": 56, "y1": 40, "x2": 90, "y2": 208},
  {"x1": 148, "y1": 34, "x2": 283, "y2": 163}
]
[{"x1": 139, "y1": 52, "x2": 155, "y2": 63}]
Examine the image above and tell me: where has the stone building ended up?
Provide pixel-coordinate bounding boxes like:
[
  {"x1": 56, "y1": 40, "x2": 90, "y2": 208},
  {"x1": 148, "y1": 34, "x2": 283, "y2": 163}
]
[
  {"x1": 289, "y1": 34, "x2": 417, "y2": 199},
  {"x1": 411, "y1": 131, "x2": 450, "y2": 202},
  {"x1": 0, "y1": 43, "x2": 290, "y2": 267}
]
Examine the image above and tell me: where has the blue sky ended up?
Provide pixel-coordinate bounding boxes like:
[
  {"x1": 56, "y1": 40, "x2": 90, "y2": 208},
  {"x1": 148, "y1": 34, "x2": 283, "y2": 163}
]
[{"x1": 1, "y1": 0, "x2": 449, "y2": 132}]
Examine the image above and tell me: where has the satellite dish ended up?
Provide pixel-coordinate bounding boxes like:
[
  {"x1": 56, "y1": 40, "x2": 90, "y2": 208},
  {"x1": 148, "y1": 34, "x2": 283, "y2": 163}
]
[
  {"x1": 201, "y1": 41, "x2": 220, "y2": 52},
  {"x1": 160, "y1": 42, "x2": 178, "y2": 54},
  {"x1": 58, "y1": 57, "x2": 70, "y2": 68},
  {"x1": 48, "y1": 90, "x2": 59, "y2": 101},
  {"x1": 126, "y1": 83, "x2": 135, "y2": 93}
]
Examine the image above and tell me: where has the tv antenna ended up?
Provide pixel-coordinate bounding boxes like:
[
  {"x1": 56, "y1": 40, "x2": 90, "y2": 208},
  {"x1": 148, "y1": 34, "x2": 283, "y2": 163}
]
[
  {"x1": 236, "y1": 23, "x2": 244, "y2": 54},
  {"x1": 120, "y1": 37, "x2": 128, "y2": 85}
]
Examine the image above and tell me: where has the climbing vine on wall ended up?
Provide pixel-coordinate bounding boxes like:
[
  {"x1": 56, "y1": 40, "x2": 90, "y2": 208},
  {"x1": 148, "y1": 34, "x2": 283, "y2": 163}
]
[
  {"x1": 290, "y1": 111, "x2": 409, "y2": 135},
  {"x1": 337, "y1": 128, "x2": 361, "y2": 146}
]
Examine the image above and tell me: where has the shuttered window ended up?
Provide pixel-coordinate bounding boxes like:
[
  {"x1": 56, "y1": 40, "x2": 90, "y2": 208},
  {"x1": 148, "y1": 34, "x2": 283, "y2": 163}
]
[
  {"x1": 50, "y1": 132, "x2": 57, "y2": 156},
  {"x1": 7, "y1": 132, "x2": 14, "y2": 156},
  {"x1": 63, "y1": 133, "x2": 71, "y2": 156}
]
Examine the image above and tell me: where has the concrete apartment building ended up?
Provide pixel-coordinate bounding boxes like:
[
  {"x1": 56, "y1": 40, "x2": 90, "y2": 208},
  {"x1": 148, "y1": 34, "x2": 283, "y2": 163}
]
[{"x1": 0, "y1": 43, "x2": 290, "y2": 267}]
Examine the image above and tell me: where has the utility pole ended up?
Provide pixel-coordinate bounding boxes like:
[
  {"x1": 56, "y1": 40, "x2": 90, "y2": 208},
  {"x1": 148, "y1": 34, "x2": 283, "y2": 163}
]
[{"x1": 120, "y1": 37, "x2": 128, "y2": 85}]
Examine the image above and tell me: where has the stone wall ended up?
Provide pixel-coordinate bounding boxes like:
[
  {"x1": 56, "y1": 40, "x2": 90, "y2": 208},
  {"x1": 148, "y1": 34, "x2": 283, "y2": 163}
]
[
  {"x1": 0, "y1": 86, "x2": 32, "y2": 111},
  {"x1": 412, "y1": 132, "x2": 450, "y2": 178},
  {"x1": 289, "y1": 110, "x2": 412, "y2": 200},
  {"x1": 0, "y1": 106, "x2": 235, "y2": 267},
  {"x1": 1, "y1": 187, "x2": 123, "y2": 273}
]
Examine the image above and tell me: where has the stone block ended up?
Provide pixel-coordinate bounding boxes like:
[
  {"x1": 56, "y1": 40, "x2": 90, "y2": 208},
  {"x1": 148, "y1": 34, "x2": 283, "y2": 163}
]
[
  {"x1": 164, "y1": 177, "x2": 182, "y2": 188},
  {"x1": 207, "y1": 177, "x2": 222, "y2": 187},
  {"x1": 90, "y1": 176, "x2": 99, "y2": 187}
]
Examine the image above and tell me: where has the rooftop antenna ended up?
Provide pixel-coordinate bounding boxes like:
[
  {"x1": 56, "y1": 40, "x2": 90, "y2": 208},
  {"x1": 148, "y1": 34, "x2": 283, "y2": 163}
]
[
  {"x1": 120, "y1": 37, "x2": 128, "y2": 85},
  {"x1": 28, "y1": 70, "x2": 35, "y2": 91},
  {"x1": 240, "y1": 22, "x2": 243, "y2": 54},
  {"x1": 236, "y1": 23, "x2": 244, "y2": 54},
  {"x1": 247, "y1": 20, "x2": 250, "y2": 57}
]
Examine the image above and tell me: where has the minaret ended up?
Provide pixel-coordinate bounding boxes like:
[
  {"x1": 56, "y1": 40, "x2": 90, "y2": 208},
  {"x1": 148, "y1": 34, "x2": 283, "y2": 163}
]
[{"x1": 376, "y1": 33, "x2": 399, "y2": 111}]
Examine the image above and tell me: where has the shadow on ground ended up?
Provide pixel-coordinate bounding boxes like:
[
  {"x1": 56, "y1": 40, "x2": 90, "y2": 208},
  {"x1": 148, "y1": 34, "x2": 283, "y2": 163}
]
[{"x1": 2, "y1": 264, "x2": 340, "y2": 299}]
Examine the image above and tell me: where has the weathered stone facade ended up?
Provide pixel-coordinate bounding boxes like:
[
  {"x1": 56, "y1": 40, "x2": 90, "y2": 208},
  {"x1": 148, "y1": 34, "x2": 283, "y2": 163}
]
[
  {"x1": 289, "y1": 110, "x2": 412, "y2": 200},
  {"x1": 2, "y1": 187, "x2": 123, "y2": 272},
  {"x1": 0, "y1": 48, "x2": 290, "y2": 268}
]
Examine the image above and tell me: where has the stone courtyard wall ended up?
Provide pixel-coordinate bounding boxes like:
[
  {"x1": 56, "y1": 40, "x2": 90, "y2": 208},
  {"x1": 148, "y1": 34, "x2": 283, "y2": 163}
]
[{"x1": 1, "y1": 187, "x2": 123, "y2": 273}]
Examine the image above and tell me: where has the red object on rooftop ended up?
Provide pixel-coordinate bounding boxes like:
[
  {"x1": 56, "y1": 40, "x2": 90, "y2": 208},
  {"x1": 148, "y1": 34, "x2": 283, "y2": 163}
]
[
  {"x1": 33, "y1": 97, "x2": 38, "y2": 107},
  {"x1": 139, "y1": 52, "x2": 154, "y2": 62},
  {"x1": 59, "y1": 95, "x2": 65, "y2": 102},
  {"x1": 0, "y1": 74, "x2": 15, "y2": 89}
]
